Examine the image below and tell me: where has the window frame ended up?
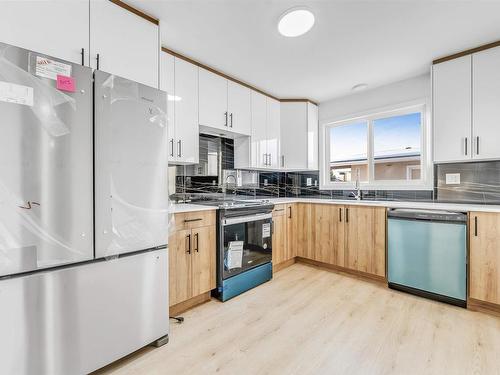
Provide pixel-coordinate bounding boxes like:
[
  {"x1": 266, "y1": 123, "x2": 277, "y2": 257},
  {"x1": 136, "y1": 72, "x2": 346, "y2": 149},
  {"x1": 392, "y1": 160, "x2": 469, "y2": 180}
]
[{"x1": 320, "y1": 100, "x2": 432, "y2": 191}]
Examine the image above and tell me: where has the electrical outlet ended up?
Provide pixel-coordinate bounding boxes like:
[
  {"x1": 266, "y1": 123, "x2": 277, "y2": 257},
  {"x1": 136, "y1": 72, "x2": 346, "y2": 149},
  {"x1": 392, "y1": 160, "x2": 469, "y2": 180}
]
[
  {"x1": 445, "y1": 173, "x2": 461, "y2": 185},
  {"x1": 264, "y1": 179, "x2": 268, "y2": 186},
  {"x1": 306, "y1": 178, "x2": 312, "y2": 186}
]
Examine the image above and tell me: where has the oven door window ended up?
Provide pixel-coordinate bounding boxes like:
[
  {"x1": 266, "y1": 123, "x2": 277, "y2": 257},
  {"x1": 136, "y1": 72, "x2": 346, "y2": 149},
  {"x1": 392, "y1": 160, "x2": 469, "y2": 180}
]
[{"x1": 223, "y1": 218, "x2": 272, "y2": 279}]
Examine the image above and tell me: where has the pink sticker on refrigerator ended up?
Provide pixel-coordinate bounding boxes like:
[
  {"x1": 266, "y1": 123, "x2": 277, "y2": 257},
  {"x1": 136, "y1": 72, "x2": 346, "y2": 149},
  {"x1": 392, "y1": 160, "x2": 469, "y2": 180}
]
[{"x1": 56, "y1": 75, "x2": 76, "y2": 93}]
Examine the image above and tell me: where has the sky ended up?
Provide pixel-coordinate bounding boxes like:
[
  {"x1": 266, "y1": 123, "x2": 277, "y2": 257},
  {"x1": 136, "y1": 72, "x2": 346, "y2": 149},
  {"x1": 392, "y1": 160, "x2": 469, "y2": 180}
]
[{"x1": 330, "y1": 112, "x2": 421, "y2": 162}]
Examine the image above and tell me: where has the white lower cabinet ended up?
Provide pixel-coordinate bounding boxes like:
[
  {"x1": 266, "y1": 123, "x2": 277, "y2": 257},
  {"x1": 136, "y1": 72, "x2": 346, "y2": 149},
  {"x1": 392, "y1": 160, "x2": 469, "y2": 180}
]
[
  {"x1": 160, "y1": 51, "x2": 199, "y2": 164},
  {"x1": 90, "y1": 0, "x2": 159, "y2": 88},
  {"x1": 0, "y1": 0, "x2": 90, "y2": 65}
]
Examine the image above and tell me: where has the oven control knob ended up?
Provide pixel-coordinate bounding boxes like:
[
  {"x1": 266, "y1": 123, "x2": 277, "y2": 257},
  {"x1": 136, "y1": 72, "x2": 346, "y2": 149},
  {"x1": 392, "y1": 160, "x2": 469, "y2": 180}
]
[{"x1": 263, "y1": 243, "x2": 268, "y2": 249}]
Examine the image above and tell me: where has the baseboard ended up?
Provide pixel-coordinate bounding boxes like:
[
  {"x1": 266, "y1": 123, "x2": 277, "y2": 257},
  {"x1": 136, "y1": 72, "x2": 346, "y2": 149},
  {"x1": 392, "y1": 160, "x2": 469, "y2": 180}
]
[
  {"x1": 296, "y1": 257, "x2": 387, "y2": 285},
  {"x1": 273, "y1": 258, "x2": 296, "y2": 273},
  {"x1": 169, "y1": 291, "x2": 212, "y2": 317},
  {"x1": 468, "y1": 298, "x2": 500, "y2": 317}
]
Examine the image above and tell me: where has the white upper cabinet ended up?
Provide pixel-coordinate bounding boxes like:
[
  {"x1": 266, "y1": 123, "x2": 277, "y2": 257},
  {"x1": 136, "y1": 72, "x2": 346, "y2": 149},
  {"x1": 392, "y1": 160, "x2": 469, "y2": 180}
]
[
  {"x1": 266, "y1": 98, "x2": 281, "y2": 169},
  {"x1": 174, "y1": 58, "x2": 199, "y2": 164},
  {"x1": 0, "y1": 0, "x2": 89, "y2": 65},
  {"x1": 433, "y1": 56, "x2": 472, "y2": 163},
  {"x1": 160, "y1": 51, "x2": 199, "y2": 164},
  {"x1": 280, "y1": 102, "x2": 318, "y2": 170},
  {"x1": 472, "y1": 47, "x2": 500, "y2": 160},
  {"x1": 227, "y1": 81, "x2": 251, "y2": 135},
  {"x1": 250, "y1": 91, "x2": 268, "y2": 168},
  {"x1": 90, "y1": 0, "x2": 159, "y2": 88},
  {"x1": 199, "y1": 68, "x2": 228, "y2": 130},
  {"x1": 307, "y1": 102, "x2": 319, "y2": 170}
]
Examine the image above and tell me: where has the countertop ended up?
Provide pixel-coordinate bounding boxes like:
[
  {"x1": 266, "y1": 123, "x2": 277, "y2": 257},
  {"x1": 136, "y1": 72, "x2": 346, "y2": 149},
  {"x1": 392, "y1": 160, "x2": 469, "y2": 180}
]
[{"x1": 171, "y1": 198, "x2": 500, "y2": 214}]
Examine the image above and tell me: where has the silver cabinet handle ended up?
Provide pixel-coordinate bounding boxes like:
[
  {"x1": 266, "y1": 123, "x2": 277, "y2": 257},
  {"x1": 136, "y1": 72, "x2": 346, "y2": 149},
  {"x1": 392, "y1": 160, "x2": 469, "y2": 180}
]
[
  {"x1": 230, "y1": 113, "x2": 233, "y2": 128},
  {"x1": 465, "y1": 137, "x2": 468, "y2": 156},
  {"x1": 170, "y1": 139, "x2": 174, "y2": 157},
  {"x1": 268, "y1": 153, "x2": 272, "y2": 166},
  {"x1": 281, "y1": 155, "x2": 285, "y2": 168},
  {"x1": 224, "y1": 111, "x2": 228, "y2": 127},
  {"x1": 177, "y1": 140, "x2": 182, "y2": 157},
  {"x1": 476, "y1": 136, "x2": 480, "y2": 155}
]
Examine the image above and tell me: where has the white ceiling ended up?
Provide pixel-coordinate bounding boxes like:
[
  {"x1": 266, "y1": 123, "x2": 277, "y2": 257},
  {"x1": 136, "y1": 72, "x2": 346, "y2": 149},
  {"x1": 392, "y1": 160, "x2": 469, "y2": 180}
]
[{"x1": 129, "y1": 0, "x2": 500, "y2": 103}]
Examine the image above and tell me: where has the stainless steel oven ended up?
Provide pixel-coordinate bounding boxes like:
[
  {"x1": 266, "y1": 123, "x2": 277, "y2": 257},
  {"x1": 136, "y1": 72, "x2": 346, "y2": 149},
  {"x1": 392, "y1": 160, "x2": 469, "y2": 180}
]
[{"x1": 213, "y1": 201, "x2": 274, "y2": 301}]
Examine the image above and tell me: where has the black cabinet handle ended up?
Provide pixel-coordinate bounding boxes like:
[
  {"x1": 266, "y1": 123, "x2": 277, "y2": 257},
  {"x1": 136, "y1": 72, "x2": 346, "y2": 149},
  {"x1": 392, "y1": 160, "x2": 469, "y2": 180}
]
[
  {"x1": 274, "y1": 208, "x2": 285, "y2": 212},
  {"x1": 346, "y1": 208, "x2": 349, "y2": 223},
  {"x1": 476, "y1": 136, "x2": 480, "y2": 155},
  {"x1": 194, "y1": 233, "x2": 199, "y2": 252},
  {"x1": 474, "y1": 216, "x2": 478, "y2": 237},
  {"x1": 96, "y1": 53, "x2": 100, "y2": 70},
  {"x1": 465, "y1": 137, "x2": 468, "y2": 156},
  {"x1": 230, "y1": 113, "x2": 233, "y2": 128},
  {"x1": 288, "y1": 206, "x2": 292, "y2": 219},
  {"x1": 186, "y1": 234, "x2": 191, "y2": 254},
  {"x1": 271, "y1": 220, "x2": 274, "y2": 235},
  {"x1": 339, "y1": 207, "x2": 342, "y2": 222},
  {"x1": 81, "y1": 48, "x2": 85, "y2": 66},
  {"x1": 184, "y1": 218, "x2": 202, "y2": 223}
]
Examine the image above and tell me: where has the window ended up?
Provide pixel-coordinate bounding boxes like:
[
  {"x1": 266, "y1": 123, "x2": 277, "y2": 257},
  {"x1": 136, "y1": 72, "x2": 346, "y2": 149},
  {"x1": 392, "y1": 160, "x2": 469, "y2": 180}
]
[{"x1": 322, "y1": 103, "x2": 429, "y2": 190}]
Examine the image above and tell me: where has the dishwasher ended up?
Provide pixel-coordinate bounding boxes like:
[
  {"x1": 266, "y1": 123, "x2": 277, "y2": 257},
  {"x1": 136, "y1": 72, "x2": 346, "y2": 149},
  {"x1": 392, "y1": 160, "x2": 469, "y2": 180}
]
[{"x1": 387, "y1": 208, "x2": 467, "y2": 307}]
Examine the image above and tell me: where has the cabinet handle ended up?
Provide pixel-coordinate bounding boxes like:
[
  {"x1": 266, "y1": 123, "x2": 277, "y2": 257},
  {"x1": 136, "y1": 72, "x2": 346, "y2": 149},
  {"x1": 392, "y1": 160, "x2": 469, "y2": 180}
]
[
  {"x1": 271, "y1": 220, "x2": 274, "y2": 235},
  {"x1": 194, "y1": 233, "x2": 199, "y2": 252},
  {"x1": 177, "y1": 140, "x2": 182, "y2": 157},
  {"x1": 476, "y1": 136, "x2": 480, "y2": 155},
  {"x1": 474, "y1": 216, "x2": 478, "y2": 237},
  {"x1": 263, "y1": 153, "x2": 267, "y2": 166},
  {"x1": 464, "y1": 137, "x2": 468, "y2": 156},
  {"x1": 230, "y1": 113, "x2": 233, "y2": 128},
  {"x1": 224, "y1": 111, "x2": 228, "y2": 127},
  {"x1": 81, "y1": 48, "x2": 85, "y2": 66},
  {"x1": 346, "y1": 208, "x2": 349, "y2": 223},
  {"x1": 170, "y1": 139, "x2": 174, "y2": 157},
  {"x1": 339, "y1": 207, "x2": 342, "y2": 222},
  {"x1": 274, "y1": 208, "x2": 285, "y2": 212},
  {"x1": 96, "y1": 53, "x2": 100, "y2": 70},
  {"x1": 288, "y1": 206, "x2": 292, "y2": 219},
  {"x1": 281, "y1": 155, "x2": 285, "y2": 168},
  {"x1": 184, "y1": 218, "x2": 202, "y2": 223},
  {"x1": 268, "y1": 154, "x2": 272, "y2": 166},
  {"x1": 186, "y1": 234, "x2": 191, "y2": 254}
]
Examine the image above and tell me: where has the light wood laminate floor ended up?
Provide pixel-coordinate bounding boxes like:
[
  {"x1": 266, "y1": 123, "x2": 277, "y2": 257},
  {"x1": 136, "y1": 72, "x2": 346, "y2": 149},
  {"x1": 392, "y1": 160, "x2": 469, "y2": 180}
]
[{"x1": 95, "y1": 263, "x2": 500, "y2": 375}]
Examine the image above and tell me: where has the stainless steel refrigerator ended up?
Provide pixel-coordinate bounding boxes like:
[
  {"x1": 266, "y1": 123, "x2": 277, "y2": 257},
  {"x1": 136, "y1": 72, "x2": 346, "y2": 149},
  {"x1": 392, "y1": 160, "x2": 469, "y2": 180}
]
[{"x1": 0, "y1": 42, "x2": 169, "y2": 374}]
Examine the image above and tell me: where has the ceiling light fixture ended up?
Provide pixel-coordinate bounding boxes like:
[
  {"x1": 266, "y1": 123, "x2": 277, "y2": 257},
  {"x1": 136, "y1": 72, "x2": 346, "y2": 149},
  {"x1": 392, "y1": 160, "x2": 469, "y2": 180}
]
[
  {"x1": 278, "y1": 7, "x2": 315, "y2": 37},
  {"x1": 352, "y1": 83, "x2": 368, "y2": 92}
]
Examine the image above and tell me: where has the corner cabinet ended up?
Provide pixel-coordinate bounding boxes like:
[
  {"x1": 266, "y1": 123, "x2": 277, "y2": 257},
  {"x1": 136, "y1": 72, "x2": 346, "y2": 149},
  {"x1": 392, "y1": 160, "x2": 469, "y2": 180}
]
[
  {"x1": 161, "y1": 51, "x2": 199, "y2": 164},
  {"x1": 90, "y1": 0, "x2": 159, "y2": 88},
  {"x1": 280, "y1": 102, "x2": 318, "y2": 170},
  {"x1": 433, "y1": 45, "x2": 500, "y2": 163},
  {"x1": 169, "y1": 210, "x2": 216, "y2": 307}
]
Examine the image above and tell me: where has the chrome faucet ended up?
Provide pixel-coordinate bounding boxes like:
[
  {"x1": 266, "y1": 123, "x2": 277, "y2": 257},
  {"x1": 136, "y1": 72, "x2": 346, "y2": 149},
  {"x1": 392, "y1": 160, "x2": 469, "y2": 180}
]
[
  {"x1": 350, "y1": 169, "x2": 362, "y2": 201},
  {"x1": 225, "y1": 174, "x2": 237, "y2": 196}
]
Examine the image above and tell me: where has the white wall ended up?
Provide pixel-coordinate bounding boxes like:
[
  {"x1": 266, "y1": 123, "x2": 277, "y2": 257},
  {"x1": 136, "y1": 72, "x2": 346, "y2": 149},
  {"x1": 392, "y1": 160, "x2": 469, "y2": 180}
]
[{"x1": 319, "y1": 73, "x2": 431, "y2": 122}]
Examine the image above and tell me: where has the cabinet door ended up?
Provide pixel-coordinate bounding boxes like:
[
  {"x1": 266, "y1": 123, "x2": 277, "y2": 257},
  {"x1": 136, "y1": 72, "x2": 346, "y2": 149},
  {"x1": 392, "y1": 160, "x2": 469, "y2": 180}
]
[
  {"x1": 472, "y1": 47, "x2": 500, "y2": 160},
  {"x1": 307, "y1": 103, "x2": 319, "y2": 170},
  {"x1": 433, "y1": 56, "x2": 472, "y2": 162},
  {"x1": 266, "y1": 97, "x2": 281, "y2": 169},
  {"x1": 199, "y1": 68, "x2": 228, "y2": 130},
  {"x1": 191, "y1": 226, "x2": 216, "y2": 296},
  {"x1": 295, "y1": 204, "x2": 312, "y2": 259},
  {"x1": 280, "y1": 102, "x2": 308, "y2": 169},
  {"x1": 310, "y1": 204, "x2": 332, "y2": 263},
  {"x1": 251, "y1": 91, "x2": 268, "y2": 168},
  {"x1": 286, "y1": 204, "x2": 298, "y2": 259},
  {"x1": 174, "y1": 57, "x2": 199, "y2": 164},
  {"x1": 228, "y1": 81, "x2": 251, "y2": 135},
  {"x1": 90, "y1": 0, "x2": 159, "y2": 88},
  {"x1": 0, "y1": 0, "x2": 89, "y2": 65},
  {"x1": 272, "y1": 214, "x2": 287, "y2": 265},
  {"x1": 345, "y1": 206, "x2": 386, "y2": 277},
  {"x1": 169, "y1": 229, "x2": 193, "y2": 306},
  {"x1": 469, "y1": 212, "x2": 500, "y2": 305},
  {"x1": 160, "y1": 52, "x2": 176, "y2": 161}
]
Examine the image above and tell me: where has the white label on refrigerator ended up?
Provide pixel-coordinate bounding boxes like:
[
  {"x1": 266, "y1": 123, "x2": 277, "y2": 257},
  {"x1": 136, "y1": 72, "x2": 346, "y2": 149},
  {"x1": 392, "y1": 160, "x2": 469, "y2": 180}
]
[
  {"x1": 445, "y1": 173, "x2": 461, "y2": 185},
  {"x1": 227, "y1": 241, "x2": 243, "y2": 269},
  {"x1": 262, "y1": 223, "x2": 271, "y2": 238},
  {"x1": 0, "y1": 81, "x2": 34, "y2": 106},
  {"x1": 35, "y1": 56, "x2": 72, "y2": 80}
]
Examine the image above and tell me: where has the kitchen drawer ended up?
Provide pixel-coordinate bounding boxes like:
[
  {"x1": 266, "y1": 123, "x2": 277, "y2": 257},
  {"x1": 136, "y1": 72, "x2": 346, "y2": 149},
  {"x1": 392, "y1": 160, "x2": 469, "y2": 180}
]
[
  {"x1": 173, "y1": 210, "x2": 216, "y2": 231},
  {"x1": 272, "y1": 204, "x2": 286, "y2": 217}
]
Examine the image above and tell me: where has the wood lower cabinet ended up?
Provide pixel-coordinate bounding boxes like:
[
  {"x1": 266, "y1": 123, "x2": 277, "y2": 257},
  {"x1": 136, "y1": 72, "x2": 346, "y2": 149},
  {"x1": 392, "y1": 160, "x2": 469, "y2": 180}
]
[
  {"x1": 310, "y1": 204, "x2": 345, "y2": 266},
  {"x1": 344, "y1": 206, "x2": 386, "y2": 277},
  {"x1": 286, "y1": 203, "x2": 298, "y2": 260},
  {"x1": 272, "y1": 205, "x2": 287, "y2": 265},
  {"x1": 169, "y1": 211, "x2": 216, "y2": 307},
  {"x1": 469, "y1": 212, "x2": 500, "y2": 305}
]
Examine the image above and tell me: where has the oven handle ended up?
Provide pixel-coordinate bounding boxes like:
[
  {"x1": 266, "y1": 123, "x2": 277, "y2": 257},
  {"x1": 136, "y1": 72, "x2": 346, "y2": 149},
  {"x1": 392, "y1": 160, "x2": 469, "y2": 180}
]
[{"x1": 222, "y1": 213, "x2": 273, "y2": 226}]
